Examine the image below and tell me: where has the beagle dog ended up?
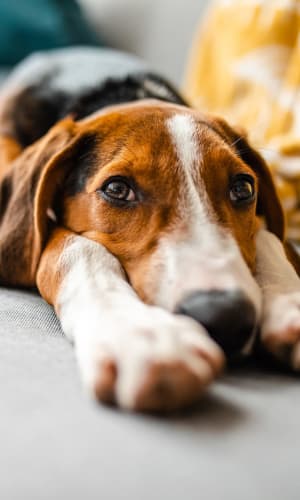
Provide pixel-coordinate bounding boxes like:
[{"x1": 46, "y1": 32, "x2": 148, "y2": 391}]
[{"x1": 1, "y1": 47, "x2": 300, "y2": 412}]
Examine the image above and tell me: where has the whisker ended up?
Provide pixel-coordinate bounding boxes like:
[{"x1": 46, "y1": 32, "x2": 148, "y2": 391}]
[{"x1": 230, "y1": 136, "x2": 244, "y2": 148}]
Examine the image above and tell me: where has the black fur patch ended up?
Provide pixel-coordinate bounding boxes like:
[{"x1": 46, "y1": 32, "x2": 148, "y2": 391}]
[
  {"x1": 62, "y1": 73, "x2": 187, "y2": 120},
  {"x1": 9, "y1": 73, "x2": 187, "y2": 148},
  {"x1": 63, "y1": 133, "x2": 99, "y2": 197},
  {"x1": 0, "y1": 174, "x2": 12, "y2": 221},
  {"x1": 8, "y1": 84, "x2": 67, "y2": 147}
]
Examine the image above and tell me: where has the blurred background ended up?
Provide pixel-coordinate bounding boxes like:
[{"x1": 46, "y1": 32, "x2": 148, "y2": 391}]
[
  {"x1": 0, "y1": 0, "x2": 208, "y2": 86},
  {"x1": 78, "y1": 0, "x2": 207, "y2": 84}
]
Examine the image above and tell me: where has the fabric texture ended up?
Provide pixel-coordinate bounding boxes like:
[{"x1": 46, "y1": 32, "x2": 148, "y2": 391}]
[
  {"x1": 184, "y1": 0, "x2": 300, "y2": 240},
  {"x1": 0, "y1": 0, "x2": 103, "y2": 66},
  {"x1": 0, "y1": 287, "x2": 300, "y2": 500}
]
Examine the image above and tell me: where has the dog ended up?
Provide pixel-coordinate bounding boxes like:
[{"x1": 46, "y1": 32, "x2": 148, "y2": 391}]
[{"x1": 1, "y1": 47, "x2": 300, "y2": 412}]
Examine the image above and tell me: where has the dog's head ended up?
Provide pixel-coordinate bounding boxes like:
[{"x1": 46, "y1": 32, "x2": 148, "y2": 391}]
[{"x1": 0, "y1": 100, "x2": 285, "y2": 355}]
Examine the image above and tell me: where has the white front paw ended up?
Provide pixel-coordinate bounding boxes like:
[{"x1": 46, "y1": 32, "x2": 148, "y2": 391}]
[
  {"x1": 74, "y1": 307, "x2": 224, "y2": 412},
  {"x1": 261, "y1": 292, "x2": 300, "y2": 370}
]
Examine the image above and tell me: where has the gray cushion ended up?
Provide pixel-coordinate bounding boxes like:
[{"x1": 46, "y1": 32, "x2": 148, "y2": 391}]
[{"x1": 0, "y1": 287, "x2": 299, "y2": 500}]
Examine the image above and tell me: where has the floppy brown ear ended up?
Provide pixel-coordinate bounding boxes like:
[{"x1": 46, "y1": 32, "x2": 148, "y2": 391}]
[
  {"x1": 0, "y1": 117, "x2": 90, "y2": 287},
  {"x1": 211, "y1": 117, "x2": 285, "y2": 241}
]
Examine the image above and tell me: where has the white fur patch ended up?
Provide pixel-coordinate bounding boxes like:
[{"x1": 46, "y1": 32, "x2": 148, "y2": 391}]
[
  {"x1": 167, "y1": 114, "x2": 201, "y2": 181},
  {"x1": 150, "y1": 231, "x2": 262, "y2": 316},
  {"x1": 256, "y1": 229, "x2": 300, "y2": 369},
  {"x1": 57, "y1": 236, "x2": 133, "y2": 344},
  {"x1": 256, "y1": 229, "x2": 300, "y2": 294}
]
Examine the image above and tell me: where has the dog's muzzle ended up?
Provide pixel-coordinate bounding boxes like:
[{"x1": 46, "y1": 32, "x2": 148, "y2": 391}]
[{"x1": 176, "y1": 289, "x2": 256, "y2": 357}]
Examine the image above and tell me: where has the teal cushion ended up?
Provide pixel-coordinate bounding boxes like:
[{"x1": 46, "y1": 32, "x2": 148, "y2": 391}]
[{"x1": 0, "y1": 0, "x2": 104, "y2": 66}]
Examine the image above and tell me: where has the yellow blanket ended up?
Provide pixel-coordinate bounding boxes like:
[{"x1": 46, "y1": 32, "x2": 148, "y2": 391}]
[{"x1": 184, "y1": 0, "x2": 300, "y2": 240}]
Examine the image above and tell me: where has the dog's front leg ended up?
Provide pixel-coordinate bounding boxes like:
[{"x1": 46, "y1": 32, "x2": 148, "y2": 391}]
[
  {"x1": 256, "y1": 229, "x2": 300, "y2": 369},
  {"x1": 37, "y1": 228, "x2": 224, "y2": 412}
]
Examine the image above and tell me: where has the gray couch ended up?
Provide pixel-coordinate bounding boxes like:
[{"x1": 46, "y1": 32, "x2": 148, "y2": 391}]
[
  {"x1": 1, "y1": 287, "x2": 299, "y2": 500},
  {"x1": 1, "y1": 1, "x2": 300, "y2": 499}
]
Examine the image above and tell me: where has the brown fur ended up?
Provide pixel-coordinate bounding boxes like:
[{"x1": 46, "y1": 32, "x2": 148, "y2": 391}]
[{"x1": 0, "y1": 99, "x2": 295, "y2": 305}]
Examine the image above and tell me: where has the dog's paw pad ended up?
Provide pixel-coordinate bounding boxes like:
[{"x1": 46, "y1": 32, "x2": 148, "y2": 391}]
[
  {"x1": 93, "y1": 358, "x2": 118, "y2": 404},
  {"x1": 133, "y1": 361, "x2": 210, "y2": 412}
]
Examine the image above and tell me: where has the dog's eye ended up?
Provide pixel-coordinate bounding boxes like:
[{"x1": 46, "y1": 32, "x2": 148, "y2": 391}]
[
  {"x1": 100, "y1": 177, "x2": 136, "y2": 203},
  {"x1": 230, "y1": 175, "x2": 255, "y2": 205}
]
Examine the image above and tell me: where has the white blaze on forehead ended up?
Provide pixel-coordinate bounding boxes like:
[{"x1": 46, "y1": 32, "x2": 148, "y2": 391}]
[
  {"x1": 167, "y1": 114, "x2": 201, "y2": 180},
  {"x1": 167, "y1": 112, "x2": 213, "y2": 231},
  {"x1": 166, "y1": 112, "x2": 223, "y2": 241},
  {"x1": 145, "y1": 113, "x2": 263, "y2": 322}
]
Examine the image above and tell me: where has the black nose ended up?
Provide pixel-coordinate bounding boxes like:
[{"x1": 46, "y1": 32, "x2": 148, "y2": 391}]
[{"x1": 176, "y1": 290, "x2": 256, "y2": 356}]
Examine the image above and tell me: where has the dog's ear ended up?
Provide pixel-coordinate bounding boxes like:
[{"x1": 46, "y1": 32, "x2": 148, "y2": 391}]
[
  {"x1": 0, "y1": 117, "x2": 92, "y2": 287},
  {"x1": 211, "y1": 117, "x2": 285, "y2": 241}
]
